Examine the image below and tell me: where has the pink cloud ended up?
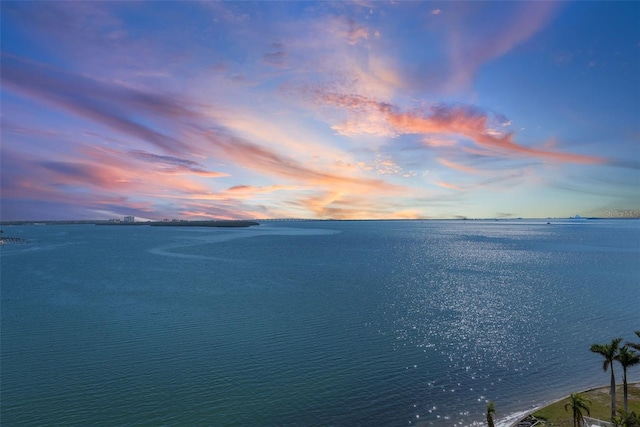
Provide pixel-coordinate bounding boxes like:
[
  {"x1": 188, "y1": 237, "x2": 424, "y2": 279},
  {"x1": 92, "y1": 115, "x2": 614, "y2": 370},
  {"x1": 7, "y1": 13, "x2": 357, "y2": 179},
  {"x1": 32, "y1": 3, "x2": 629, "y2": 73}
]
[
  {"x1": 434, "y1": 181, "x2": 464, "y2": 191},
  {"x1": 437, "y1": 158, "x2": 484, "y2": 175},
  {"x1": 2, "y1": 53, "x2": 416, "y2": 220},
  {"x1": 446, "y1": 2, "x2": 561, "y2": 90},
  {"x1": 346, "y1": 19, "x2": 369, "y2": 45},
  {"x1": 199, "y1": 127, "x2": 406, "y2": 194},
  {"x1": 1, "y1": 54, "x2": 197, "y2": 156},
  {"x1": 314, "y1": 90, "x2": 605, "y2": 165},
  {"x1": 0, "y1": 148, "x2": 164, "y2": 220},
  {"x1": 129, "y1": 150, "x2": 228, "y2": 177},
  {"x1": 323, "y1": 17, "x2": 370, "y2": 46},
  {"x1": 294, "y1": 191, "x2": 423, "y2": 220},
  {"x1": 388, "y1": 106, "x2": 604, "y2": 164}
]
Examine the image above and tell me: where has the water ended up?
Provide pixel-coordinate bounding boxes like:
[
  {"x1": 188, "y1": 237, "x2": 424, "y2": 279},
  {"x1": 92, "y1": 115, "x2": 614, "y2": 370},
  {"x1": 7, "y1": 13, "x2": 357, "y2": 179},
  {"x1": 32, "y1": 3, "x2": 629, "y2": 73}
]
[{"x1": 1, "y1": 220, "x2": 639, "y2": 426}]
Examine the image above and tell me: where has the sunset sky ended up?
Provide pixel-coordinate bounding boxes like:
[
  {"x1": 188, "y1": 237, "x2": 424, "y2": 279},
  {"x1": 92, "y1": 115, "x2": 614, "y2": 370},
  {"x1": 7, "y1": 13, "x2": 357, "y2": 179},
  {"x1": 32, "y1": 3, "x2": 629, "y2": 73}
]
[{"x1": 1, "y1": 1, "x2": 639, "y2": 221}]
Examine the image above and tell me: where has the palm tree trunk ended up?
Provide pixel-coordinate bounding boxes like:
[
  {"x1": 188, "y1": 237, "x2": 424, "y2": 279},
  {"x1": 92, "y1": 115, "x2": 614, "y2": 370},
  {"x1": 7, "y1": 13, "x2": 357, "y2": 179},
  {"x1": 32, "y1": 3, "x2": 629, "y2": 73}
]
[
  {"x1": 610, "y1": 369, "x2": 616, "y2": 418},
  {"x1": 623, "y1": 367, "x2": 628, "y2": 413}
]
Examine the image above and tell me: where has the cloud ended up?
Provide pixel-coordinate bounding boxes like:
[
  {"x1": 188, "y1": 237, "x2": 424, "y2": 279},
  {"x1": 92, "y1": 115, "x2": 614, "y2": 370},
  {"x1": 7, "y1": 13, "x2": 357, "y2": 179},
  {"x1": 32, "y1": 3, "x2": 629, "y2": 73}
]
[
  {"x1": 445, "y1": 1, "x2": 561, "y2": 90},
  {"x1": 325, "y1": 17, "x2": 371, "y2": 46},
  {"x1": 227, "y1": 184, "x2": 294, "y2": 194},
  {"x1": 0, "y1": 148, "x2": 160, "y2": 220},
  {"x1": 293, "y1": 190, "x2": 422, "y2": 219},
  {"x1": 263, "y1": 43, "x2": 288, "y2": 67},
  {"x1": 2, "y1": 53, "x2": 413, "y2": 220},
  {"x1": 437, "y1": 158, "x2": 484, "y2": 175},
  {"x1": 346, "y1": 19, "x2": 370, "y2": 45},
  {"x1": 423, "y1": 136, "x2": 457, "y2": 147},
  {"x1": 388, "y1": 104, "x2": 604, "y2": 164},
  {"x1": 0, "y1": 144, "x2": 247, "y2": 221},
  {"x1": 129, "y1": 150, "x2": 228, "y2": 177},
  {"x1": 374, "y1": 155, "x2": 404, "y2": 175},
  {"x1": 434, "y1": 181, "x2": 464, "y2": 191},
  {"x1": 313, "y1": 90, "x2": 605, "y2": 165},
  {"x1": 3, "y1": 2, "x2": 126, "y2": 56},
  {"x1": 311, "y1": 90, "x2": 398, "y2": 137},
  {"x1": 1, "y1": 54, "x2": 195, "y2": 155},
  {"x1": 5, "y1": 1, "x2": 628, "y2": 222},
  {"x1": 198, "y1": 126, "x2": 405, "y2": 194},
  {"x1": 38, "y1": 161, "x2": 117, "y2": 188}
]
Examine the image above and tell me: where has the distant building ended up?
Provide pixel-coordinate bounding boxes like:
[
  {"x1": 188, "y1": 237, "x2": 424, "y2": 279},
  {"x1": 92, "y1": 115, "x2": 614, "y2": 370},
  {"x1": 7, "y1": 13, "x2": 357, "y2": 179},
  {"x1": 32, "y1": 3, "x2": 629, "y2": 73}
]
[
  {"x1": 109, "y1": 218, "x2": 121, "y2": 224},
  {"x1": 123, "y1": 216, "x2": 135, "y2": 223}
]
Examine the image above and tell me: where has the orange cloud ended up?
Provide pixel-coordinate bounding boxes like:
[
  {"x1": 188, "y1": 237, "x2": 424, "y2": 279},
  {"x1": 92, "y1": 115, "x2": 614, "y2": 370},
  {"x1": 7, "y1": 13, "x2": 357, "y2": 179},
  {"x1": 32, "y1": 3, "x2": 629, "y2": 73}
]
[
  {"x1": 389, "y1": 107, "x2": 604, "y2": 164},
  {"x1": 434, "y1": 180, "x2": 464, "y2": 191},
  {"x1": 314, "y1": 91, "x2": 605, "y2": 165},
  {"x1": 423, "y1": 136, "x2": 457, "y2": 147},
  {"x1": 199, "y1": 127, "x2": 407, "y2": 194},
  {"x1": 437, "y1": 158, "x2": 484, "y2": 175},
  {"x1": 79, "y1": 146, "x2": 218, "y2": 194},
  {"x1": 295, "y1": 190, "x2": 423, "y2": 220}
]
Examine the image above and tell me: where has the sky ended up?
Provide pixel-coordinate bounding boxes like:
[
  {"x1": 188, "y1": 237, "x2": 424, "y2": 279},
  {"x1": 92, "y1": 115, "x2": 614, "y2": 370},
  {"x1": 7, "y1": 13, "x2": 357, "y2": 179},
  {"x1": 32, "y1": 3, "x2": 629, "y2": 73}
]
[{"x1": 1, "y1": 1, "x2": 639, "y2": 221}]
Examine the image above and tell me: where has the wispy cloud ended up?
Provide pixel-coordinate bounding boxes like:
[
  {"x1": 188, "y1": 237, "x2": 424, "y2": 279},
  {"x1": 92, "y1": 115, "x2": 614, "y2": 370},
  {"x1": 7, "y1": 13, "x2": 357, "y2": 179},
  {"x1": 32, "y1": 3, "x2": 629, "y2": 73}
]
[
  {"x1": 263, "y1": 42, "x2": 288, "y2": 68},
  {"x1": 293, "y1": 190, "x2": 422, "y2": 220},
  {"x1": 445, "y1": 1, "x2": 561, "y2": 90},
  {"x1": 323, "y1": 16, "x2": 370, "y2": 46},
  {"x1": 434, "y1": 181, "x2": 464, "y2": 191},
  {"x1": 2, "y1": 1, "x2": 636, "y2": 220},
  {"x1": 1, "y1": 52, "x2": 413, "y2": 220},
  {"x1": 437, "y1": 158, "x2": 484, "y2": 175},
  {"x1": 313, "y1": 90, "x2": 605, "y2": 165},
  {"x1": 198, "y1": 127, "x2": 405, "y2": 194},
  {"x1": 1, "y1": 55, "x2": 194, "y2": 155},
  {"x1": 388, "y1": 104, "x2": 604, "y2": 164},
  {"x1": 129, "y1": 150, "x2": 228, "y2": 177}
]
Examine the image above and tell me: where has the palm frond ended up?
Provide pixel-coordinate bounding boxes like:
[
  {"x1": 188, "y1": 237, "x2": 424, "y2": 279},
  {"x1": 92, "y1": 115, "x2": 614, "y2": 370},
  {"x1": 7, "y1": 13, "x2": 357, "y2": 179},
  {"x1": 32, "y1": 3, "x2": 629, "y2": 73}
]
[{"x1": 617, "y1": 346, "x2": 640, "y2": 368}]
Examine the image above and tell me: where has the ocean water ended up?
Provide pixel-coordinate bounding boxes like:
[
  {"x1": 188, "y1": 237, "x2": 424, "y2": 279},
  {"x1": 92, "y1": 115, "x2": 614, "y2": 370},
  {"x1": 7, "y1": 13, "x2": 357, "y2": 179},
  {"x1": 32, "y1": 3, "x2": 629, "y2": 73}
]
[{"x1": 1, "y1": 220, "x2": 638, "y2": 426}]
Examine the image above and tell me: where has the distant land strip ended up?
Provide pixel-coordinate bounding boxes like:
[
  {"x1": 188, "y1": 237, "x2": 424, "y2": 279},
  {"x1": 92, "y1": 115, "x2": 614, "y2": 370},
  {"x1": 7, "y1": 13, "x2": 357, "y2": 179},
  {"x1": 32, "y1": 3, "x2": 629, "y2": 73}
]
[
  {"x1": 101, "y1": 220, "x2": 260, "y2": 227},
  {"x1": 0, "y1": 220, "x2": 259, "y2": 228}
]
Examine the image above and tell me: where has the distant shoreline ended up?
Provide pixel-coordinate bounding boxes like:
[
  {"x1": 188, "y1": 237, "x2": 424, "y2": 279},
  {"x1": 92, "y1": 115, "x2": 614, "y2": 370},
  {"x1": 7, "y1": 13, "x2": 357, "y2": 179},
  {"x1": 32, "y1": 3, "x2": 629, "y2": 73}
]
[
  {"x1": 2, "y1": 217, "x2": 639, "y2": 227},
  {"x1": 101, "y1": 220, "x2": 260, "y2": 227},
  {"x1": 0, "y1": 220, "x2": 260, "y2": 228}
]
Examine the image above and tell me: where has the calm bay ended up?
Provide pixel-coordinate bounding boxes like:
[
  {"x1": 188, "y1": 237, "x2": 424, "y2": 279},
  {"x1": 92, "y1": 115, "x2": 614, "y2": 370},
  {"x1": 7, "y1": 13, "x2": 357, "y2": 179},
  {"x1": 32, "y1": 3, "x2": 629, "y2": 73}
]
[{"x1": 1, "y1": 220, "x2": 638, "y2": 426}]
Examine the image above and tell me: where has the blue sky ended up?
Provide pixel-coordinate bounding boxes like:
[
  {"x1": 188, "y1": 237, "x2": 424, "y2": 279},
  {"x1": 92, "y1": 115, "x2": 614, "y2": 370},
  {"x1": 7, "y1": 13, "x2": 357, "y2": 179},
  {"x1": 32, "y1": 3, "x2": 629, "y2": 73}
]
[{"x1": 1, "y1": 1, "x2": 638, "y2": 220}]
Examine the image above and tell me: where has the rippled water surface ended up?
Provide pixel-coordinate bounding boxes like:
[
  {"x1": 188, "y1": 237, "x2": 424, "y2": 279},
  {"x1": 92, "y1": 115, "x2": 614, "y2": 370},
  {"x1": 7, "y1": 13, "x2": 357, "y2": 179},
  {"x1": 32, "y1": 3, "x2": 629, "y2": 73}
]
[{"x1": 1, "y1": 220, "x2": 639, "y2": 426}]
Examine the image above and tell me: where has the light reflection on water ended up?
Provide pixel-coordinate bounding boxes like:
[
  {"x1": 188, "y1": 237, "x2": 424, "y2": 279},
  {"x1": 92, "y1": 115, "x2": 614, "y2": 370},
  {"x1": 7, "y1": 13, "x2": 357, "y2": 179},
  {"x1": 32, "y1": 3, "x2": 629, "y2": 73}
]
[{"x1": 1, "y1": 220, "x2": 638, "y2": 426}]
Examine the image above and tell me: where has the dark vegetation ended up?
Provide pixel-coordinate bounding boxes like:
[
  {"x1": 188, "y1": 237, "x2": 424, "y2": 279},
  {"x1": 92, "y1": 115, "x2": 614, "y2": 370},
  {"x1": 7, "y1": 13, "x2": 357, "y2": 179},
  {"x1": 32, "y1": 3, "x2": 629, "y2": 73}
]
[{"x1": 499, "y1": 331, "x2": 640, "y2": 427}]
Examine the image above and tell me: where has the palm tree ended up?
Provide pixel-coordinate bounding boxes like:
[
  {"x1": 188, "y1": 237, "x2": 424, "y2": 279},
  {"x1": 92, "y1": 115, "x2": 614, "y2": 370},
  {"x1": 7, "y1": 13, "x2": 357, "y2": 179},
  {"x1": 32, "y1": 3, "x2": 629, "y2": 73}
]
[
  {"x1": 616, "y1": 345, "x2": 640, "y2": 412},
  {"x1": 590, "y1": 338, "x2": 622, "y2": 418},
  {"x1": 626, "y1": 331, "x2": 640, "y2": 352},
  {"x1": 486, "y1": 402, "x2": 496, "y2": 427},
  {"x1": 612, "y1": 409, "x2": 640, "y2": 427},
  {"x1": 564, "y1": 393, "x2": 591, "y2": 427}
]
